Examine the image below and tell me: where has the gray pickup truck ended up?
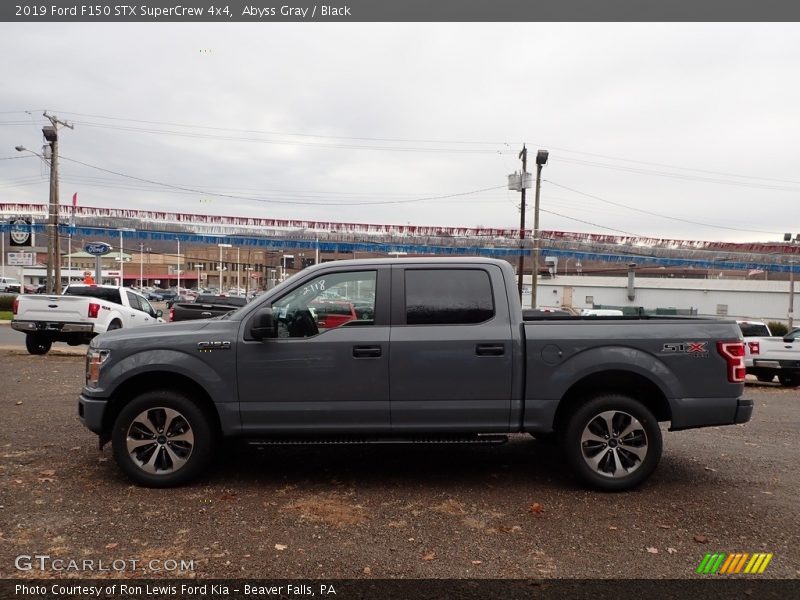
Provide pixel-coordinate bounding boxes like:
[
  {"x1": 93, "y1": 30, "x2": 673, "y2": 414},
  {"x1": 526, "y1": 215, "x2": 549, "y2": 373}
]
[{"x1": 79, "y1": 258, "x2": 751, "y2": 491}]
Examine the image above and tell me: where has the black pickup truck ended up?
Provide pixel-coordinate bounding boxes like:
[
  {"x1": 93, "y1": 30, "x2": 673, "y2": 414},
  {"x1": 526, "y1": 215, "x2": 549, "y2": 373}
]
[
  {"x1": 80, "y1": 258, "x2": 751, "y2": 490},
  {"x1": 169, "y1": 295, "x2": 247, "y2": 322}
]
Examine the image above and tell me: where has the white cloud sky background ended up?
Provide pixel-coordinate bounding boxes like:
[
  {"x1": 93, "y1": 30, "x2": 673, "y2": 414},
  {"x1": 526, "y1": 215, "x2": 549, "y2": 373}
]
[{"x1": 1, "y1": 22, "x2": 799, "y2": 242}]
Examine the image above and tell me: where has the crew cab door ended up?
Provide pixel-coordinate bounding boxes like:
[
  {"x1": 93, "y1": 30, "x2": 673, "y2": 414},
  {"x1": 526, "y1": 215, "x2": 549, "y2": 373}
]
[
  {"x1": 237, "y1": 267, "x2": 391, "y2": 434},
  {"x1": 389, "y1": 264, "x2": 514, "y2": 432}
]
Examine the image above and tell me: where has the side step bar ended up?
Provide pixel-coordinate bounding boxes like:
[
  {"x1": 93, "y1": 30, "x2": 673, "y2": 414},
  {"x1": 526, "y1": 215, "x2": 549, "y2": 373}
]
[{"x1": 246, "y1": 434, "x2": 509, "y2": 447}]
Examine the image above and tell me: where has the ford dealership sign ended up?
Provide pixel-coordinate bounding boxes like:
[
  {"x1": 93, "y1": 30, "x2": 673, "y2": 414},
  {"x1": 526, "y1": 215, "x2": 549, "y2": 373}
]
[{"x1": 84, "y1": 242, "x2": 113, "y2": 256}]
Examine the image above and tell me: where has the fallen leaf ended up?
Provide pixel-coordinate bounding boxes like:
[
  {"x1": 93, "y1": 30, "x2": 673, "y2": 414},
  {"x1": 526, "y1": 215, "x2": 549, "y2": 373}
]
[
  {"x1": 694, "y1": 535, "x2": 708, "y2": 544},
  {"x1": 471, "y1": 560, "x2": 482, "y2": 565},
  {"x1": 528, "y1": 503, "x2": 544, "y2": 515},
  {"x1": 704, "y1": 467, "x2": 717, "y2": 472},
  {"x1": 15, "y1": 401, "x2": 22, "y2": 406},
  {"x1": 105, "y1": 543, "x2": 118, "y2": 549},
  {"x1": 657, "y1": 524, "x2": 672, "y2": 529},
  {"x1": 37, "y1": 477, "x2": 54, "y2": 483},
  {"x1": 362, "y1": 566, "x2": 371, "y2": 575},
  {"x1": 667, "y1": 548, "x2": 678, "y2": 554},
  {"x1": 608, "y1": 526, "x2": 618, "y2": 531},
  {"x1": 646, "y1": 547, "x2": 659, "y2": 554},
  {"x1": 40, "y1": 470, "x2": 56, "y2": 476},
  {"x1": 274, "y1": 544, "x2": 287, "y2": 551},
  {"x1": 421, "y1": 551, "x2": 436, "y2": 561}
]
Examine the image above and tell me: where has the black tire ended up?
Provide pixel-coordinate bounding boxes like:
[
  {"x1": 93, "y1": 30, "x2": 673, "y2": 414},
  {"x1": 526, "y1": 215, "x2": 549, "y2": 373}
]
[
  {"x1": 25, "y1": 334, "x2": 52, "y2": 355},
  {"x1": 111, "y1": 390, "x2": 214, "y2": 487},
  {"x1": 756, "y1": 374, "x2": 774, "y2": 383},
  {"x1": 107, "y1": 320, "x2": 122, "y2": 331},
  {"x1": 562, "y1": 394, "x2": 662, "y2": 492},
  {"x1": 778, "y1": 373, "x2": 799, "y2": 388}
]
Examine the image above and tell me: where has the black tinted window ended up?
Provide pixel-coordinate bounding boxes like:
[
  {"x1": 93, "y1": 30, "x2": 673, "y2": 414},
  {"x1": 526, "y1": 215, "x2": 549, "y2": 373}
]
[
  {"x1": 65, "y1": 286, "x2": 122, "y2": 305},
  {"x1": 126, "y1": 291, "x2": 142, "y2": 311},
  {"x1": 738, "y1": 323, "x2": 770, "y2": 337},
  {"x1": 405, "y1": 269, "x2": 494, "y2": 325}
]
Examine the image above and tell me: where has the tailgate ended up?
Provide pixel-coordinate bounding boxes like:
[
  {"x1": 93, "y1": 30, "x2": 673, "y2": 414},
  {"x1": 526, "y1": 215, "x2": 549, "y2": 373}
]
[{"x1": 17, "y1": 295, "x2": 91, "y2": 323}]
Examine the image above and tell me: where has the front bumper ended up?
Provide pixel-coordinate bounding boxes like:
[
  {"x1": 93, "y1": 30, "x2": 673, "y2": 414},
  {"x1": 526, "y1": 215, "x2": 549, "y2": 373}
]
[
  {"x1": 12, "y1": 320, "x2": 94, "y2": 334},
  {"x1": 78, "y1": 394, "x2": 108, "y2": 434},
  {"x1": 669, "y1": 397, "x2": 753, "y2": 431}
]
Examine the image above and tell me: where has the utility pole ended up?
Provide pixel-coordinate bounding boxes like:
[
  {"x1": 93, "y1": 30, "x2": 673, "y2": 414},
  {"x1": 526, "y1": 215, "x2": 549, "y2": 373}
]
[
  {"x1": 516, "y1": 145, "x2": 528, "y2": 299},
  {"x1": 530, "y1": 149, "x2": 549, "y2": 309},
  {"x1": 43, "y1": 112, "x2": 73, "y2": 294}
]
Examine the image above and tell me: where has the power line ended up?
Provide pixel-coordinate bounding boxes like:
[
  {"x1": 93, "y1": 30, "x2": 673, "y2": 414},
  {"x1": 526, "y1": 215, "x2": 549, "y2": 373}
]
[
  {"x1": 545, "y1": 179, "x2": 784, "y2": 236},
  {"x1": 59, "y1": 153, "x2": 505, "y2": 207}
]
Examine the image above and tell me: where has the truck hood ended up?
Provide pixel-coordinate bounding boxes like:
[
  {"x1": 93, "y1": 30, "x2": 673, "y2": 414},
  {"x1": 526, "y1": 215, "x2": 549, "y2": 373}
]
[{"x1": 90, "y1": 319, "x2": 218, "y2": 348}]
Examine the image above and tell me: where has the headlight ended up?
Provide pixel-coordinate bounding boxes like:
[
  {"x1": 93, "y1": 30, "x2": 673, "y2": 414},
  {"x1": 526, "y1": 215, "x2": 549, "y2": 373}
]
[{"x1": 85, "y1": 348, "x2": 110, "y2": 388}]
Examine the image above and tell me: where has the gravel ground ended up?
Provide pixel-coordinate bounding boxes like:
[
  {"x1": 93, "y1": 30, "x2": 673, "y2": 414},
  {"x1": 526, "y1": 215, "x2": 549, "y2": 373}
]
[{"x1": 0, "y1": 351, "x2": 798, "y2": 580}]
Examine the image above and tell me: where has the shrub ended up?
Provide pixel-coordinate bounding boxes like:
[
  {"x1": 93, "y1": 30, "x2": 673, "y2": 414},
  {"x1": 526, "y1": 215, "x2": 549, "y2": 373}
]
[
  {"x1": 767, "y1": 321, "x2": 789, "y2": 336},
  {"x1": 0, "y1": 294, "x2": 17, "y2": 311}
]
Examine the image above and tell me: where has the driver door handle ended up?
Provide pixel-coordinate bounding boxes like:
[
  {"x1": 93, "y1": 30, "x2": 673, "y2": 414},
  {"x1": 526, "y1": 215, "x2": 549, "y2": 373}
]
[{"x1": 353, "y1": 345, "x2": 382, "y2": 358}]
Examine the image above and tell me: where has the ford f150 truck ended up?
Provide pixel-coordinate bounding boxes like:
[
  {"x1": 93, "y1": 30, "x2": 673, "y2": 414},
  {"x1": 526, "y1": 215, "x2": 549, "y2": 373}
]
[
  {"x1": 78, "y1": 258, "x2": 751, "y2": 491},
  {"x1": 737, "y1": 319, "x2": 800, "y2": 386},
  {"x1": 12, "y1": 284, "x2": 164, "y2": 355}
]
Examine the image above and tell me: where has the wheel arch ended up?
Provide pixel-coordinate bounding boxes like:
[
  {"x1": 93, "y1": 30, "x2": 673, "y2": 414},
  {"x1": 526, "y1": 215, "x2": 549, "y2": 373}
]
[
  {"x1": 101, "y1": 371, "x2": 223, "y2": 440},
  {"x1": 553, "y1": 369, "x2": 672, "y2": 434}
]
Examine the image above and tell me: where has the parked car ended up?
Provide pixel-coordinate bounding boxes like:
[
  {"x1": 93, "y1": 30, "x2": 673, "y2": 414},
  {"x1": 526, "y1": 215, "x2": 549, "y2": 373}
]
[
  {"x1": 79, "y1": 258, "x2": 751, "y2": 490},
  {"x1": 169, "y1": 294, "x2": 247, "y2": 322},
  {"x1": 165, "y1": 294, "x2": 194, "y2": 309},
  {"x1": 11, "y1": 284, "x2": 164, "y2": 355},
  {"x1": 737, "y1": 319, "x2": 800, "y2": 386},
  {"x1": 309, "y1": 300, "x2": 358, "y2": 329},
  {"x1": 146, "y1": 290, "x2": 164, "y2": 302},
  {"x1": 0, "y1": 276, "x2": 21, "y2": 293}
]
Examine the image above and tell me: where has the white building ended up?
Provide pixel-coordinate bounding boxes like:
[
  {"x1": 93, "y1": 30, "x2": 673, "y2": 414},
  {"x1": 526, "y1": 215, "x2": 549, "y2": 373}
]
[{"x1": 523, "y1": 275, "x2": 797, "y2": 325}]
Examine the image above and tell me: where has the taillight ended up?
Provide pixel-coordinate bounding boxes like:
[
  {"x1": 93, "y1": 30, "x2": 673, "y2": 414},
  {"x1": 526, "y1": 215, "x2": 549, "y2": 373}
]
[
  {"x1": 88, "y1": 303, "x2": 100, "y2": 318},
  {"x1": 748, "y1": 341, "x2": 760, "y2": 355},
  {"x1": 717, "y1": 341, "x2": 746, "y2": 383},
  {"x1": 169, "y1": 307, "x2": 174, "y2": 322},
  {"x1": 12, "y1": 297, "x2": 19, "y2": 315}
]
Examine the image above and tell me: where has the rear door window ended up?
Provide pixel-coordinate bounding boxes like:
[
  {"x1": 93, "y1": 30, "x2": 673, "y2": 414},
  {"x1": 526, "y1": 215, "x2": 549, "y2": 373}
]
[{"x1": 404, "y1": 269, "x2": 494, "y2": 325}]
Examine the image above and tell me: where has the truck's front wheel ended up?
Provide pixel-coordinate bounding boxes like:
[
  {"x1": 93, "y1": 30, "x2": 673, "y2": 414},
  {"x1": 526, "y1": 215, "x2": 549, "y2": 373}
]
[
  {"x1": 25, "y1": 334, "x2": 52, "y2": 355},
  {"x1": 111, "y1": 391, "x2": 213, "y2": 487},
  {"x1": 563, "y1": 394, "x2": 662, "y2": 492}
]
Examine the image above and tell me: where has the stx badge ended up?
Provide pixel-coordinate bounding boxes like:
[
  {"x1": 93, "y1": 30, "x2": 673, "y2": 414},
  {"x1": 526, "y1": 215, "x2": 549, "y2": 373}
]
[{"x1": 662, "y1": 342, "x2": 708, "y2": 356}]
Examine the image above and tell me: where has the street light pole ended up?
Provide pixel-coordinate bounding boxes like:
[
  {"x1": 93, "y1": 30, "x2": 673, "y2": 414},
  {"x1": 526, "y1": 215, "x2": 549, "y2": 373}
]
[
  {"x1": 176, "y1": 237, "x2": 181, "y2": 292},
  {"x1": 237, "y1": 247, "x2": 241, "y2": 292},
  {"x1": 218, "y1": 242, "x2": 231, "y2": 291},
  {"x1": 118, "y1": 228, "x2": 135, "y2": 287},
  {"x1": 786, "y1": 233, "x2": 799, "y2": 330},
  {"x1": 139, "y1": 242, "x2": 144, "y2": 288},
  {"x1": 530, "y1": 149, "x2": 549, "y2": 309}
]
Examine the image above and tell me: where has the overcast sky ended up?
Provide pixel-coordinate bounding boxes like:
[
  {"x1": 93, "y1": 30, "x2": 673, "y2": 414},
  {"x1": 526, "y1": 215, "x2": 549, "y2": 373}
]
[{"x1": 1, "y1": 22, "x2": 799, "y2": 243}]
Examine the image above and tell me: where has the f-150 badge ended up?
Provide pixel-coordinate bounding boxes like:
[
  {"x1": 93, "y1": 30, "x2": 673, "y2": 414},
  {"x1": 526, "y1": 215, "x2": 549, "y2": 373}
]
[{"x1": 197, "y1": 341, "x2": 231, "y2": 352}]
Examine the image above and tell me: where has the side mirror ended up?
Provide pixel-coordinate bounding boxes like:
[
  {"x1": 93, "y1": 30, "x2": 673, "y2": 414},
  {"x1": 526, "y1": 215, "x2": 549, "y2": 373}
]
[
  {"x1": 251, "y1": 307, "x2": 276, "y2": 340},
  {"x1": 155, "y1": 309, "x2": 163, "y2": 318}
]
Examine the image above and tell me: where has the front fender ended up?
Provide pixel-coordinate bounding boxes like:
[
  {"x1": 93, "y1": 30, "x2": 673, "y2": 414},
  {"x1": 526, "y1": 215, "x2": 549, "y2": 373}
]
[{"x1": 97, "y1": 348, "x2": 233, "y2": 406}]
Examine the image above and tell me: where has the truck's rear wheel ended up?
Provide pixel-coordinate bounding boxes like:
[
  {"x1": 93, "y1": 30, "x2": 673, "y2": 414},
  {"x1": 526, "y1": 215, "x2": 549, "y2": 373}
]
[
  {"x1": 111, "y1": 391, "x2": 213, "y2": 487},
  {"x1": 563, "y1": 394, "x2": 662, "y2": 492},
  {"x1": 778, "y1": 373, "x2": 799, "y2": 387},
  {"x1": 25, "y1": 334, "x2": 52, "y2": 355}
]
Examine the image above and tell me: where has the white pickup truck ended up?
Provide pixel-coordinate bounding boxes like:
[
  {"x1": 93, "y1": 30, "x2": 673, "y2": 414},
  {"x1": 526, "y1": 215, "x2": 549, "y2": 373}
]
[
  {"x1": 11, "y1": 284, "x2": 164, "y2": 355},
  {"x1": 737, "y1": 319, "x2": 800, "y2": 386}
]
